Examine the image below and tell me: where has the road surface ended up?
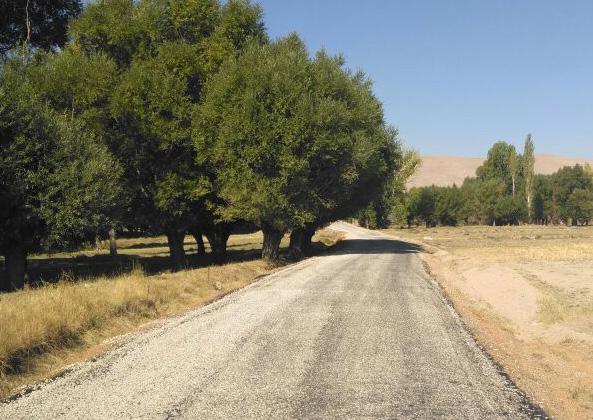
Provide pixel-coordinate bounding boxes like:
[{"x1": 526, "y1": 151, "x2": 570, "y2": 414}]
[{"x1": 1, "y1": 222, "x2": 544, "y2": 419}]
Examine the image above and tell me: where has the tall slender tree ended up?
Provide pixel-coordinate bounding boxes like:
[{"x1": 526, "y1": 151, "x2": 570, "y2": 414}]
[
  {"x1": 509, "y1": 148, "x2": 518, "y2": 198},
  {"x1": 523, "y1": 134, "x2": 535, "y2": 221}
]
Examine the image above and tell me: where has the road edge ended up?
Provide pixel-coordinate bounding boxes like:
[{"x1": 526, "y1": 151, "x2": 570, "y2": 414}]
[{"x1": 1, "y1": 234, "x2": 342, "y2": 404}]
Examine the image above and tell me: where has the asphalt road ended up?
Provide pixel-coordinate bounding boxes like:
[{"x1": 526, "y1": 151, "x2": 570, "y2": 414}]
[{"x1": 1, "y1": 222, "x2": 544, "y2": 419}]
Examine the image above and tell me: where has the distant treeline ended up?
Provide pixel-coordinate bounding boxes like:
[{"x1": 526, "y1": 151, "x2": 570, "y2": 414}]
[
  {"x1": 399, "y1": 138, "x2": 593, "y2": 228},
  {"x1": 1, "y1": 0, "x2": 410, "y2": 290}
]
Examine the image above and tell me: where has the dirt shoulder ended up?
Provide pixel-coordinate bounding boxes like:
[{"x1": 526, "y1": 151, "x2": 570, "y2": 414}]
[{"x1": 382, "y1": 226, "x2": 593, "y2": 420}]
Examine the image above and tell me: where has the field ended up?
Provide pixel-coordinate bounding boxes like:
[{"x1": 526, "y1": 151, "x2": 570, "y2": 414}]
[
  {"x1": 24, "y1": 231, "x2": 287, "y2": 285},
  {"x1": 383, "y1": 225, "x2": 593, "y2": 420},
  {"x1": 0, "y1": 229, "x2": 344, "y2": 400}
]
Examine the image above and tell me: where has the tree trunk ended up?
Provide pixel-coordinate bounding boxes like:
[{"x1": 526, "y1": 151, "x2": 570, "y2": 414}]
[
  {"x1": 301, "y1": 225, "x2": 316, "y2": 256},
  {"x1": 288, "y1": 229, "x2": 305, "y2": 260},
  {"x1": 188, "y1": 228, "x2": 206, "y2": 256},
  {"x1": 2, "y1": 244, "x2": 27, "y2": 291},
  {"x1": 204, "y1": 224, "x2": 231, "y2": 263},
  {"x1": 512, "y1": 175, "x2": 516, "y2": 198},
  {"x1": 109, "y1": 228, "x2": 117, "y2": 257},
  {"x1": 527, "y1": 194, "x2": 532, "y2": 223},
  {"x1": 166, "y1": 229, "x2": 186, "y2": 271},
  {"x1": 289, "y1": 225, "x2": 317, "y2": 258},
  {"x1": 261, "y1": 224, "x2": 284, "y2": 262}
]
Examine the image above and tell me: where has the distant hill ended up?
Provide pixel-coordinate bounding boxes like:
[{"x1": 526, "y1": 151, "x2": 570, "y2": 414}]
[{"x1": 407, "y1": 154, "x2": 593, "y2": 188}]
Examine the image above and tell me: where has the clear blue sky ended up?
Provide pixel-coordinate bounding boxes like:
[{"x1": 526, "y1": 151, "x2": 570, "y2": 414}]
[{"x1": 256, "y1": 0, "x2": 593, "y2": 158}]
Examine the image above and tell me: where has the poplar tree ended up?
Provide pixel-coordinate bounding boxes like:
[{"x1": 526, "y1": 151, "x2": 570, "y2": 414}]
[{"x1": 523, "y1": 134, "x2": 535, "y2": 222}]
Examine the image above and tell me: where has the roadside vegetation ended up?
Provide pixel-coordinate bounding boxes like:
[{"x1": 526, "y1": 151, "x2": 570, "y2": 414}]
[
  {"x1": 0, "y1": 229, "x2": 343, "y2": 399},
  {"x1": 0, "y1": 0, "x2": 414, "y2": 292},
  {"x1": 3, "y1": 1, "x2": 592, "y2": 418},
  {"x1": 380, "y1": 136, "x2": 593, "y2": 419},
  {"x1": 0, "y1": 0, "x2": 412, "y2": 399},
  {"x1": 393, "y1": 137, "x2": 593, "y2": 228}
]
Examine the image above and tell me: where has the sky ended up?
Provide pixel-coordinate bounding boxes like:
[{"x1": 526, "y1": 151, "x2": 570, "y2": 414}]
[{"x1": 255, "y1": 0, "x2": 593, "y2": 158}]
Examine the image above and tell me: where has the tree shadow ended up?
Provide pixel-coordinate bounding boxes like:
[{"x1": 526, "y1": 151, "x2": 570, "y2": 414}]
[
  {"x1": 21, "y1": 246, "x2": 270, "y2": 287},
  {"x1": 327, "y1": 238, "x2": 423, "y2": 256},
  {"x1": 4, "y1": 237, "x2": 409, "y2": 288},
  {"x1": 119, "y1": 240, "x2": 262, "y2": 251}
]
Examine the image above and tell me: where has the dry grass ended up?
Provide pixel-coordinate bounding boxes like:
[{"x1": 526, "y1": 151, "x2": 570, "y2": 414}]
[
  {"x1": 0, "y1": 261, "x2": 269, "y2": 399},
  {"x1": 0, "y1": 229, "x2": 342, "y2": 400},
  {"x1": 538, "y1": 296, "x2": 566, "y2": 325},
  {"x1": 386, "y1": 225, "x2": 593, "y2": 262}
]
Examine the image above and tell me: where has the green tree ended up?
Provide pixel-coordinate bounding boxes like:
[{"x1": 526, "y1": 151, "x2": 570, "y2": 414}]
[
  {"x1": 387, "y1": 149, "x2": 420, "y2": 226},
  {"x1": 523, "y1": 134, "x2": 535, "y2": 222},
  {"x1": 509, "y1": 148, "x2": 518, "y2": 197},
  {"x1": 532, "y1": 175, "x2": 553, "y2": 224},
  {"x1": 409, "y1": 186, "x2": 439, "y2": 228},
  {"x1": 69, "y1": 0, "x2": 160, "y2": 68},
  {"x1": 197, "y1": 35, "x2": 318, "y2": 261},
  {"x1": 566, "y1": 188, "x2": 593, "y2": 225},
  {"x1": 405, "y1": 188, "x2": 421, "y2": 227},
  {"x1": 198, "y1": 35, "x2": 397, "y2": 260},
  {"x1": 29, "y1": 48, "x2": 117, "y2": 125},
  {"x1": 462, "y1": 178, "x2": 506, "y2": 225},
  {"x1": 288, "y1": 52, "x2": 398, "y2": 249},
  {"x1": 1, "y1": 0, "x2": 82, "y2": 55},
  {"x1": 477, "y1": 141, "x2": 520, "y2": 195},
  {"x1": 435, "y1": 185, "x2": 464, "y2": 226},
  {"x1": 553, "y1": 164, "x2": 593, "y2": 224},
  {"x1": 287, "y1": 53, "x2": 399, "y2": 252},
  {"x1": 0, "y1": 61, "x2": 121, "y2": 290},
  {"x1": 108, "y1": 43, "x2": 201, "y2": 269},
  {"x1": 69, "y1": 0, "x2": 266, "y2": 268},
  {"x1": 494, "y1": 196, "x2": 527, "y2": 225}
]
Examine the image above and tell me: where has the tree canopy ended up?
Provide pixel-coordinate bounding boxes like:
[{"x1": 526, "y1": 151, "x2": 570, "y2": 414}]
[
  {"x1": 0, "y1": 0, "x2": 82, "y2": 55},
  {"x1": 0, "y1": 61, "x2": 121, "y2": 290},
  {"x1": 197, "y1": 35, "x2": 399, "y2": 260},
  {"x1": 1, "y1": 0, "x2": 404, "y2": 288},
  {"x1": 403, "y1": 139, "x2": 593, "y2": 228}
]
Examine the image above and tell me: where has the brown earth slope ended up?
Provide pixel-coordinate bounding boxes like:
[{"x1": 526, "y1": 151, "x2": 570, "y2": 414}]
[{"x1": 408, "y1": 154, "x2": 593, "y2": 188}]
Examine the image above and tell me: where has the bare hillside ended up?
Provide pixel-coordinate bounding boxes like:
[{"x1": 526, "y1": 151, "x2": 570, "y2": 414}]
[{"x1": 408, "y1": 154, "x2": 593, "y2": 188}]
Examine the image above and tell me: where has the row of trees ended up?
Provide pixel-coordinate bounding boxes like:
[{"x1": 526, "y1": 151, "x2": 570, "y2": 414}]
[
  {"x1": 1, "y1": 0, "x2": 405, "y2": 290},
  {"x1": 402, "y1": 137, "x2": 593, "y2": 227}
]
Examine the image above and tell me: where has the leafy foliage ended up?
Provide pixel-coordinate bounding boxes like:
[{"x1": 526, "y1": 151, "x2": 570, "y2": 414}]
[
  {"x1": 1, "y1": 0, "x2": 405, "y2": 287},
  {"x1": 402, "y1": 139, "x2": 593, "y2": 228},
  {"x1": 198, "y1": 35, "x2": 398, "y2": 257},
  {"x1": 0, "y1": 0, "x2": 82, "y2": 55},
  {"x1": 0, "y1": 61, "x2": 121, "y2": 290}
]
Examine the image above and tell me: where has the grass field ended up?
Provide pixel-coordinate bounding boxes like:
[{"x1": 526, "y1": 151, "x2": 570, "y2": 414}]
[
  {"x1": 0, "y1": 229, "x2": 343, "y2": 400},
  {"x1": 23, "y1": 230, "x2": 285, "y2": 285},
  {"x1": 384, "y1": 225, "x2": 593, "y2": 420}
]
